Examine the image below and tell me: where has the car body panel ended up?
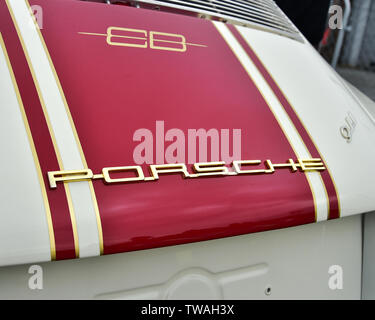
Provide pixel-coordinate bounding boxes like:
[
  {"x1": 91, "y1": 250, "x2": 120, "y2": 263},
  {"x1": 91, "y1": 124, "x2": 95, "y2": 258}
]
[{"x1": 0, "y1": 0, "x2": 374, "y2": 267}]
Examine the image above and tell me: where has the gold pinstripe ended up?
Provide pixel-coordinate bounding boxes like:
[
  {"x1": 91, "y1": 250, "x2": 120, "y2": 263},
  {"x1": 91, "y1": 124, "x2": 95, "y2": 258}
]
[
  {"x1": 0, "y1": 33, "x2": 56, "y2": 260},
  {"x1": 24, "y1": 0, "x2": 104, "y2": 254},
  {"x1": 5, "y1": 0, "x2": 80, "y2": 257},
  {"x1": 212, "y1": 22, "x2": 318, "y2": 221},
  {"x1": 233, "y1": 25, "x2": 339, "y2": 218}
]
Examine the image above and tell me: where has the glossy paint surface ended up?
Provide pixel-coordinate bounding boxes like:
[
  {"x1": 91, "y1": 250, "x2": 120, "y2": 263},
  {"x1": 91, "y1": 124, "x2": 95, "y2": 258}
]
[
  {"x1": 2, "y1": 0, "x2": 374, "y2": 266},
  {"x1": 35, "y1": 0, "x2": 318, "y2": 255}
]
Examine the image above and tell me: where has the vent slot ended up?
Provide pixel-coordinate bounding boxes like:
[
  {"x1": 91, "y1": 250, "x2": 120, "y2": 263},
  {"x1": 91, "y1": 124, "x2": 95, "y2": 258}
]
[{"x1": 111, "y1": 0, "x2": 303, "y2": 41}]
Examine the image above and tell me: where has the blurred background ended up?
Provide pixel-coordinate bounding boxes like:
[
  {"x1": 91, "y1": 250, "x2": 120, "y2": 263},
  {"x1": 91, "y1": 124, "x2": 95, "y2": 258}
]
[{"x1": 275, "y1": 0, "x2": 375, "y2": 101}]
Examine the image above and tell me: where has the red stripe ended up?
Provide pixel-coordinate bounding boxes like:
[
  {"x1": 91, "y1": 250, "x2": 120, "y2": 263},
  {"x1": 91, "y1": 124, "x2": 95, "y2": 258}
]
[
  {"x1": 35, "y1": 0, "x2": 316, "y2": 255},
  {"x1": 0, "y1": 1, "x2": 77, "y2": 259},
  {"x1": 227, "y1": 24, "x2": 340, "y2": 220}
]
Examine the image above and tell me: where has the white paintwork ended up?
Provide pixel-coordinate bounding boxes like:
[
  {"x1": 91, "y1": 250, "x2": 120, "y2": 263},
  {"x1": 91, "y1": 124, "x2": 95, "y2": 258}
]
[
  {"x1": 0, "y1": 2, "x2": 374, "y2": 286},
  {"x1": 213, "y1": 21, "x2": 328, "y2": 222},
  {"x1": 236, "y1": 25, "x2": 375, "y2": 218},
  {"x1": 0, "y1": 215, "x2": 362, "y2": 299},
  {"x1": 0, "y1": 36, "x2": 51, "y2": 266},
  {"x1": 344, "y1": 80, "x2": 375, "y2": 123},
  {"x1": 8, "y1": 0, "x2": 101, "y2": 258}
]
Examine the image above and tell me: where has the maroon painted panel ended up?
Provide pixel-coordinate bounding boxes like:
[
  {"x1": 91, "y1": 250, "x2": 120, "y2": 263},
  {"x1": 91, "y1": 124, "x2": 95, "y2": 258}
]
[{"x1": 29, "y1": 0, "x2": 316, "y2": 256}]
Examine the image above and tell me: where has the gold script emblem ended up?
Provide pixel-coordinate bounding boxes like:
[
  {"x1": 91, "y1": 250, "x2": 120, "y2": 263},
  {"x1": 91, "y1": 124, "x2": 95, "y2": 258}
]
[
  {"x1": 78, "y1": 27, "x2": 207, "y2": 52},
  {"x1": 48, "y1": 158, "x2": 325, "y2": 189}
]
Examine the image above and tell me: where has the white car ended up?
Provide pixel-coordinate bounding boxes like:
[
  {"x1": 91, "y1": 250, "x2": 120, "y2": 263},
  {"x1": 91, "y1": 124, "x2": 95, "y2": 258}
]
[{"x1": 0, "y1": 0, "x2": 374, "y2": 300}]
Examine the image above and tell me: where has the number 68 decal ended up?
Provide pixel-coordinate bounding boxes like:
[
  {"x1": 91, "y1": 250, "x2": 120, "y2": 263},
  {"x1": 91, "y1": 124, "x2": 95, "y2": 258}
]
[{"x1": 79, "y1": 27, "x2": 207, "y2": 53}]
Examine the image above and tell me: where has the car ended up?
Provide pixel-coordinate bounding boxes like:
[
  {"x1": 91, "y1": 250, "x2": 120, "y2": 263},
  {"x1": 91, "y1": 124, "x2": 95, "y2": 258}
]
[{"x1": 0, "y1": 0, "x2": 374, "y2": 299}]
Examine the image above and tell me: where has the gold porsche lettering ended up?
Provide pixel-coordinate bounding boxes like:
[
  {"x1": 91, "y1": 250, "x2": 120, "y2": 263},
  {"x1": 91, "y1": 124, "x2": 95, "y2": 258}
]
[
  {"x1": 48, "y1": 169, "x2": 93, "y2": 188},
  {"x1": 149, "y1": 163, "x2": 190, "y2": 180},
  {"x1": 192, "y1": 161, "x2": 229, "y2": 177},
  {"x1": 102, "y1": 166, "x2": 145, "y2": 183},
  {"x1": 48, "y1": 158, "x2": 325, "y2": 189}
]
